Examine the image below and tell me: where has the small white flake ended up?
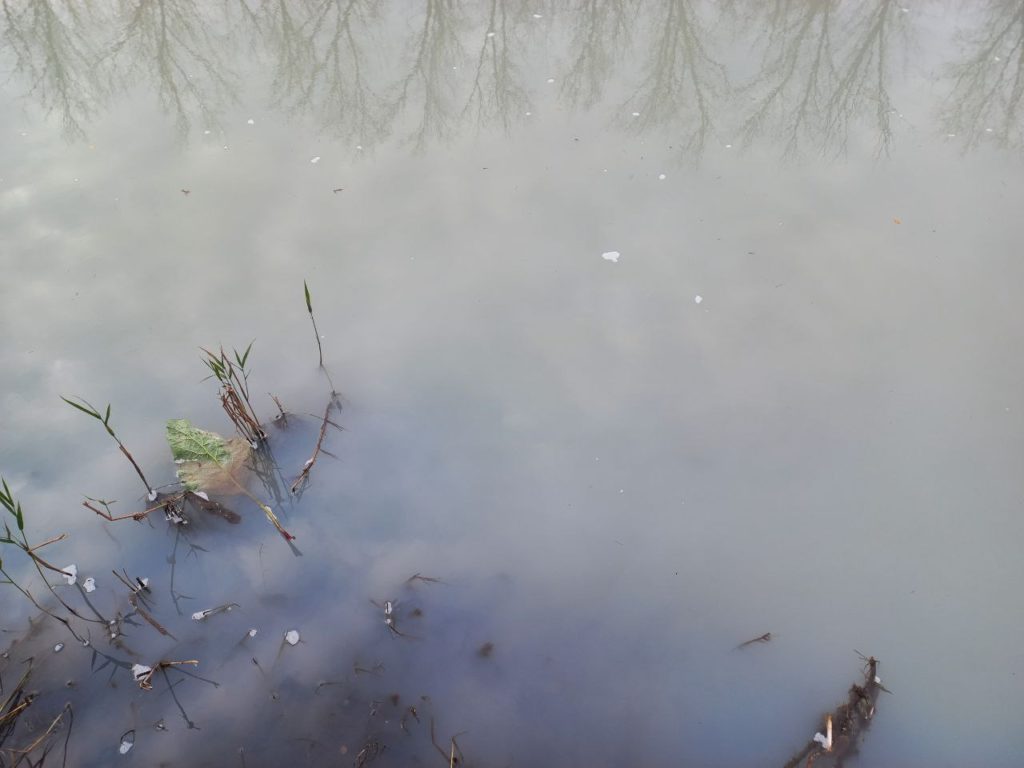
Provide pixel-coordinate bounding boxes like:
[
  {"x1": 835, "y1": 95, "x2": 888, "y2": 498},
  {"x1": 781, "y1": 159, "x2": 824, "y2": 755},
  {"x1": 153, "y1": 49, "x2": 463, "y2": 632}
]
[
  {"x1": 486, "y1": 31, "x2": 495, "y2": 37},
  {"x1": 356, "y1": 145, "x2": 363, "y2": 150},
  {"x1": 54, "y1": 642, "x2": 65, "y2": 653},
  {"x1": 84, "y1": 577, "x2": 96, "y2": 593},
  {"x1": 247, "y1": 118, "x2": 255, "y2": 125},
  {"x1": 525, "y1": 111, "x2": 532, "y2": 116},
  {"x1": 694, "y1": 295, "x2": 703, "y2": 304},
  {"x1": 601, "y1": 251, "x2": 620, "y2": 263},
  {"x1": 985, "y1": 127, "x2": 994, "y2": 133},
  {"x1": 532, "y1": 13, "x2": 542, "y2": 18},
  {"x1": 658, "y1": 173, "x2": 666, "y2": 180},
  {"x1": 285, "y1": 629, "x2": 300, "y2": 645},
  {"x1": 248, "y1": 628, "x2": 258, "y2": 638},
  {"x1": 631, "y1": 112, "x2": 640, "y2": 117},
  {"x1": 61, "y1": 564, "x2": 78, "y2": 585},
  {"x1": 725, "y1": 144, "x2": 733, "y2": 149},
  {"x1": 203, "y1": 129, "x2": 211, "y2": 135},
  {"x1": 310, "y1": 156, "x2": 321, "y2": 163},
  {"x1": 147, "y1": 489, "x2": 158, "y2": 502},
  {"x1": 546, "y1": 78, "x2": 555, "y2": 84},
  {"x1": 194, "y1": 491, "x2": 209, "y2": 501}
]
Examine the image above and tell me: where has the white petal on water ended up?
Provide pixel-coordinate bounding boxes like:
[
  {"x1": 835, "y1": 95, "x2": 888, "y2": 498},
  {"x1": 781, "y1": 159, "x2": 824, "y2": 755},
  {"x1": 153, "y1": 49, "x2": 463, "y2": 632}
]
[
  {"x1": 694, "y1": 295, "x2": 703, "y2": 304},
  {"x1": 248, "y1": 628, "x2": 258, "y2": 638},
  {"x1": 384, "y1": 601, "x2": 394, "y2": 616},
  {"x1": 532, "y1": 13, "x2": 542, "y2": 18},
  {"x1": 61, "y1": 564, "x2": 78, "y2": 585},
  {"x1": 119, "y1": 731, "x2": 135, "y2": 755},
  {"x1": 285, "y1": 630, "x2": 300, "y2": 645},
  {"x1": 147, "y1": 489, "x2": 158, "y2": 502},
  {"x1": 310, "y1": 156, "x2": 321, "y2": 163},
  {"x1": 725, "y1": 144, "x2": 733, "y2": 149},
  {"x1": 631, "y1": 112, "x2": 640, "y2": 117},
  {"x1": 525, "y1": 111, "x2": 532, "y2": 116},
  {"x1": 54, "y1": 643, "x2": 64, "y2": 653},
  {"x1": 203, "y1": 129, "x2": 211, "y2": 135},
  {"x1": 486, "y1": 31, "x2": 495, "y2": 37},
  {"x1": 192, "y1": 610, "x2": 211, "y2": 621},
  {"x1": 194, "y1": 491, "x2": 210, "y2": 501},
  {"x1": 131, "y1": 664, "x2": 152, "y2": 682},
  {"x1": 601, "y1": 251, "x2": 620, "y2": 263},
  {"x1": 84, "y1": 577, "x2": 96, "y2": 593},
  {"x1": 546, "y1": 78, "x2": 555, "y2": 84},
  {"x1": 247, "y1": 118, "x2": 255, "y2": 125},
  {"x1": 658, "y1": 173, "x2": 666, "y2": 180}
]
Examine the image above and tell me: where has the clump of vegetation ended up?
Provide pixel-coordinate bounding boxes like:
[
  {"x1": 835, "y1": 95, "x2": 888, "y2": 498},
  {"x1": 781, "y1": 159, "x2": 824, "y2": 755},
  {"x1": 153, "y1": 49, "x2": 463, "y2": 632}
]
[{"x1": 201, "y1": 344, "x2": 268, "y2": 446}]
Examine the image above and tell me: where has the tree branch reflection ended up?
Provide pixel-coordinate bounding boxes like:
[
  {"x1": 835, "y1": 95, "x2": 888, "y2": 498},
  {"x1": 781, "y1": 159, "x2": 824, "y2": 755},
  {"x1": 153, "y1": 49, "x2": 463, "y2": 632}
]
[
  {"x1": 106, "y1": 0, "x2": 238, "y2": 138},
  {"x1": 941, "y1": 0, "x2": 1024, "y2": 150},
  {"x1": 740, "y1": 0, "x2": 908, "y2": 158},
  {"x1": 621, "y1": 0, "x2": 727, "y2": 157},
  {"x1": 1, "y1": 0, "x2": 108, "y2": 139},
  {"x1": 461, "y1": 0, "x2": 530, "y2": 133}
]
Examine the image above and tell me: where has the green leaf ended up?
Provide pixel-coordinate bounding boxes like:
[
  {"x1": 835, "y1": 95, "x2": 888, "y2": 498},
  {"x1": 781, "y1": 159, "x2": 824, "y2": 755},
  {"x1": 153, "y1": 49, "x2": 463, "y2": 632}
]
[
  {"x1": 304, "y1": 281, "x2": 313, "y2": 314},
  {"x1": 166, "y1": 419, "x2": 231, "y2": 465},
  {"x1": 104, "y1": 404, "x2": 112, "y2": 425},
  {"x1": 61, "y1": 396, "x2": 100, "y2": 420},
  {"x1": 15, "y1": 502, "x2": 23, "y2": 531},
  {"x1": 240, "y1": 340, "x2": 254, "y2": 369}
]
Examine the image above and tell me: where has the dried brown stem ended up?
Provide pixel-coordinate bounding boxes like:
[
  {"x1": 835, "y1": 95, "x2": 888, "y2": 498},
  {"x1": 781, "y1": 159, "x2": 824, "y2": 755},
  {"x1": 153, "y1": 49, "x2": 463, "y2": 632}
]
[{"x1": 290, "y1": 401, "x2": 334, "y2": 493}]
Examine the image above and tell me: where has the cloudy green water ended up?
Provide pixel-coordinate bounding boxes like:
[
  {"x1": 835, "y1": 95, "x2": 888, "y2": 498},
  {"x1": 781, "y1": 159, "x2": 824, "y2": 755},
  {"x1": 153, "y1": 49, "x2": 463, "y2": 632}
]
[{"x1": 1, "y1": 2, "x2": 1022, "y2": 766}]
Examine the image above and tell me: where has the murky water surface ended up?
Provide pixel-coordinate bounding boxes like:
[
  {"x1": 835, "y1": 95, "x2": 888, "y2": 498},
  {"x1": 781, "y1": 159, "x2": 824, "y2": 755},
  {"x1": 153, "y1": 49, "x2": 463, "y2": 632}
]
[{"x1": 2, "y1": 2, "x2": 1023, "y2": 766}]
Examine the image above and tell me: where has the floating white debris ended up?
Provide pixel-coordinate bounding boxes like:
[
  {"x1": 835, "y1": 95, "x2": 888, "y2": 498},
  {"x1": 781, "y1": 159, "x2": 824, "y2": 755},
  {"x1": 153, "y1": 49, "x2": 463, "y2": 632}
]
[
  {"x1": 486, "y1": 31, "x2": 495, "y2": 37},
  {"x1": 248, "y1": 628, "x2": 258, "y2": 638},
  {"x1": 203, "y1": 129, "x2": 211, "y2": 135},
  {"x1": 725, "y1": 143, "x2": 733, "y2": 149},
  {"x1": 247, "y1": 118, "x2": 255, "y2": 125},
  {"x1": 285, "y1": 630, "x2": 300, "y2": 646},
  {"x1": 812, "y1": 714, "x2": 833, "y2": 751},
  {"x1": 658, "y1": 173, "x2": 666, "y2": 180},
  {"x1": 546, "y1": 78, "x2": 555, "y2": 84},
  {"x1": 131, "y1": 664, "x2": 152, "y2": 683},
  {"x1": 694, "y1": 295, "x2": 703, "y2": 304},
  {"x1": 532, "y1": 13, "x2": 542, "y2": 18},
  {"x1": 194, "y1": 491, "x2": 210, "y2": 501},
  {"x1": 632, "y1": 112, "x2": 640, "y2": 117},
  {"x1": 356, "y1": 145, "x2": 363, "y2": 150},
  {"x1": 985, "y1": 127, "x2": 994, "y2": 133},
  {"x1": 384, "y1": 600, "x2": 394, "y2": 617},
  {"x1": 84, "y1": 577, "x2": 97, "y2": 593},
  {"x1": 54, "y1": 642, "x2": 65, "y2": 653},
  {"x1": 147, "y1": 489, "x2": 158, "y2": 502},
  {"x1": 119, "y1": 731, "x2": 135, "y2": 755},
  {"x1": 310, "y1": 156, "x2": 321, "y2": 163},
  {"x1": 525, "y1": 111, "x2": 532, "y2": 116},
  {"x1": 61, "y1": 564, "x2": 78, "y2": 585},
  {"x1": 192, "y1": 609, "x2": 212, "y2": 621},
  {"x1": 601, "y1": 251, "x2": 620, "y2": 263}
]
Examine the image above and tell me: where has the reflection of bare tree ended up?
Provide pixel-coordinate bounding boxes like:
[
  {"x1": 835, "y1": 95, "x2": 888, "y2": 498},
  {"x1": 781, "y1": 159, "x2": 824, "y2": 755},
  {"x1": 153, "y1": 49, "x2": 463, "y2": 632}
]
[
  {"x1": 462, "y1": 0, "x2": 529, "y2": 132},
  {"x1": 741, "y1": 0, "x2": 909, "y2": 157},
  {"x1": 942, "y1": 0, "x2": 1024, "y2": 150},
  {"x1": 105, "y1": 0, "x2": 238, "y2": 137},
  {"x1": 1, "y1": 0, "x2": 109, "y2": 139},
  {"x1": 265, "y1": 0, "x2": 393, "y2": 145},
  {"x1": 621, "y1": 0, "x2": 727, "y2": 156},
  {"x1": 561, "y1": 0, "x2": 637, "y2": 108},
  {"x1": 391, "y1": 0, "x2": 465, "y2": 148}
]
